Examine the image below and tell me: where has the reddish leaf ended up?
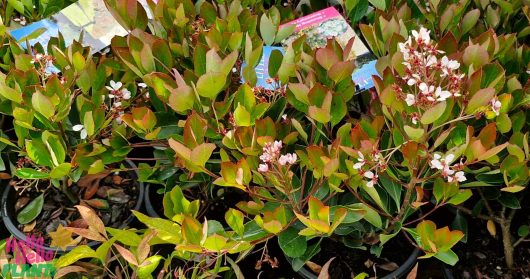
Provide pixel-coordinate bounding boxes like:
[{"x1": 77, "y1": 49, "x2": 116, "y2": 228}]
[
  {"x1": 75, "y1": 205, "x2": 107, "y2": 238},
  {"x1": 113, "y1": 244, "x2": 138, "y2": 266},
  {"x1": 406, "y1": 263, "x2": 418, "y2": 279},
  {"x1": 317, "y1": 257, "x2": 335, "y2": 279}
]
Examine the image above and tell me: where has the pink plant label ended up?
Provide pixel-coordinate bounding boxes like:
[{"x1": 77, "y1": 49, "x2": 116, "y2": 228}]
[{"x1": 279, "y1": 7, "x2": 341, "y2": 32}]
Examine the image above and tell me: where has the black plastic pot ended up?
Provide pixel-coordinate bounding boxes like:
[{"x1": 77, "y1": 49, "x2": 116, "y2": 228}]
[
  {"x1": 0, "y1": 159, "x2": 144, "y2": 254},
  {"x1": 144, "y1": 183, "x2": 162, "y2": 218},
  {"x1": 291, "y1": 248, "x2": 421, "y2": 279}
]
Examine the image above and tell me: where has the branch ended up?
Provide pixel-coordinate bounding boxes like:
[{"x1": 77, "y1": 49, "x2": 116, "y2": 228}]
[{"x1": 455, "y1": 205, "x2": 502, "y2": 223}]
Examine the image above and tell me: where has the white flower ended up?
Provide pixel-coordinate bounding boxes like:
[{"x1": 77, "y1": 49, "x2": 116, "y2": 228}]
[
  {"x1": 491, "y1": 98, "x2": 501, "y2": 116},
  {"x1": 448, "y1": 171, "x2": 467, "y2": 183},
  {"x1": 431, "y1": 153, "x2": 449, "y2": 170},
  {"x1": 114, "y1": 101, "x2": 122, "y2": 108},
  {"x1": 405, "y1": 94, "x2": 416, "y2": 106},
  {"x1": 259, "y1": 141, "x2": 283, "y2": 163},
  {"x1": 282, "y1": 114, "x2": 287, "y2": 120},
  {"x1": 364, "y1": 171, "x2": 378, "y2": 188},
  {"x1": 353, "y1": 151, "x2": 365, "y2": 170},
  {"x1": 258, "y1": 164, "x2": 269, "y2": 173},
  {"x1": 441, "y1": 56, "x2": 460, "y2": 70},
  {"x1": 419, "y1": 83, "x2": 435, "y2": 95},
  {"x1": 398, "y1": 37, "x2": 412, "y2": 59},
  {"x1": 425, "y1": 55, "x2": 437, "y2": 67},
  {"x1": 106, "y1": 80, "x2": 122, "y2": 92},
  {"x1": 455, "y1": 171, "x2": 466, "y2": 182},
  {"x1": 435, "y1": 87, "x2": 452, "y2": 102},
  {"x1": 412, "y1": 27, "x2": 431, "y2": 45},
  {"x1": 412, "y1": 114, "x2": 419, "y2": 125},
  {"x1": 73, "y1": 124, "x2": 87, "y2": 139},
  {"x1": 138, "y1": 82, "x2": 147, "y2": 88},
  {"x1": 278, "y1": 153, "x2": 297, "y2": 166},
  {"x1": 431, "y1": 153, "x2": 461, "y2": 180},
  {"x1": 232, "y1": 67, "x2": 237, "y2": 73},
  {"x1": 406, "y1": 74, "x2": 421, "y2": 86},
  {"x1": 121, "y1": 88, "x2": 131, "y2": 100}
]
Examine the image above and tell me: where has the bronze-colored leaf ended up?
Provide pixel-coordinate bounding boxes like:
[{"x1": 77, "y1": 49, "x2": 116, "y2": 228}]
[
  {"x1": 406, "y1": 263, "x2": 418, "y2": 279},
  {"x1": 113, "y1": 243, "x2": 138, "y2": 266},
  {"x1": 317, "y1": 257, "x2": 335, "y2": 279},
  {"x1": 75, "y1": 205, "x2": 107, "y2": 238},
  {"x1": 53, "y1": 265, "x2": 88, "y2": 278},
  {"x1": 49, "y1": 224, "x2": 81, "y2": 250}
]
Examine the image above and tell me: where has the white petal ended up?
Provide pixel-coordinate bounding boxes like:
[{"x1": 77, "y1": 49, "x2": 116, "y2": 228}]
[
  {"x1": 445, "y1": 154, "x2": 455, "y2": 163},
  {"x1": 364, "y1": 171, "x2": 374, "y2": 179},
  {"x1": 353, "y1": 162, "x2": 364, "y2": 170},
  {"x1": 73, "y1": 124, "x2": 84, "y2": 131},
  {"x1": 80, "y1": 129, "x2": 88, "y2": 139}
]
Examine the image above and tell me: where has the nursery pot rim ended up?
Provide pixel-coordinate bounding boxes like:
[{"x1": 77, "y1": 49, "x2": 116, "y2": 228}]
[
  {"x1": 0, "y1": 159, "x2": 145, "y2": 254},
  {"x1": 144, "y1": 183, "x2": 160, "y2": 218},
  {"x1": 289, "y1": 246, "x2": 421, "y2": 279}
]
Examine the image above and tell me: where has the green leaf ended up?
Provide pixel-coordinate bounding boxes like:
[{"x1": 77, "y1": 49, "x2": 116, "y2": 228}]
[
  {"x1": 291, "y1": 119, "x2": 308, "y2": 143},
  {"x1": 42, "y1": 131, "x2": 65, "y2": 166},
  {"x1": 203, "y1": 234, "x2": 227, "y2": 252},
  {"x1": 452, "y1": 211, "x2": 468, "y2": 243},
  {"x1": 348, "y1": 0, "x2": 369, "y2": 23},
  {"x1": 434, "y1": 250, "x2": 459, "y2": 266},
  {"x1": 32, "y1": 91, "x2": 54, "y2": 118},
  {"x1": 50, "y1": 163, "x2": 71, "y2": 179},
  {"x1": 55, "y1": 245, "x2": 99, "y2": 268},
  {"x1": 463, "y1": 44, "x2": 489, "y2": 69},
  {"x1": 26, "y1": 140, "x2": 54, "y2": 167},
  {"x1": 447, "y1": 190, "x2": 472, "y2": 205},
  {"x1": 234, "y1": 103, "x2": 251, "y2": 126},
  {"x1": 196, "y1": 72, "x2": 226, "y2": 99},
  {"x1": 0, "y1": 83, "x2": 22, "y2": 103},
  {"x1": 465, "y1": 88, "x2": 495, "y2": 114},
  {"x1": 278, "y1": 227, "x2": 307, "y2": 258},
  {"x1": 421, "y1": 101, "x2": 446, "y2": 124},
  {"x1": 15, "y1": 168, "x2": 50, "y2": 179},
  {"x1": 462, "y1": 9, "x2": 480, "y2": 35},
  {"x1": 16, "y1": 194, "x2": 44, "y2": 224},
  {"x1": 225, "y1": 208, "x2": 245, "y2": 236},
  {"x1": 275, "y1": 24, "x2": 295, "y2": 44},
  {"x1": 518, "y1": 225, "x2": 529, "y2": 238},
  {"x1": 308, "y1": 106, "x2": 330, "y2": 123},
  {"x1": 88, "y1": 160, "x2": 105, "y2": 174},
  {"x1": 138, "y1": 255, "x2": 163, "y2": 279},
  {"x1": 404, "y1": 125, "x2": 424, "y2": 141},
  {"x1": 268, "y1": 49, "x2": 283, "y2": 78},
  {"x1": 379, "y1": 175, "x2": 401, "y2": 211},
  {"x1": 84, "y1": 111, "x2": 95, "y2": 137},
  {"x1": 190, "y1": 143, "x2": 216, "y2": 167},
  {"x1": 260, "y1": 14, "x2": 276, "y2": 45},
  {"x1": 498, "y1": 193, "x2": 520, "y2": 209},
  {"x1": 368, "y1": 0, "x2": 386, "y2": 10}
]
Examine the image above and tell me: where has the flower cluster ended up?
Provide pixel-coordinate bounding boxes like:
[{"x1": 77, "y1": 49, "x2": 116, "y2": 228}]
[
  {"x1": 397, "y1": 27, "x2": 465, "y2": 108},
  {"x1": 353, "y1": 150, "x2": 386, "y2": 188},
  {"x1": 430, "y1": 153, "x2": 466, "y2": 183},
  {"x1": 105, "y1": 80, "x2": 131, "y2": 123},
  {"x1": 106, "y1": 80, "x2": 132, "y2": 105},
  {"x1": 258, "y1": 141, "x2": 297, "y2": 172}
]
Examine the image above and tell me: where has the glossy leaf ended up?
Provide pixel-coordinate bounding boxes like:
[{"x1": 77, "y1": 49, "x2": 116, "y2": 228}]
[{"x1": 16, "y1": 194, "x2": 44, "y2": 224}]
